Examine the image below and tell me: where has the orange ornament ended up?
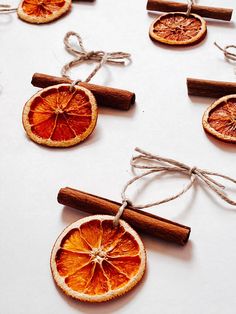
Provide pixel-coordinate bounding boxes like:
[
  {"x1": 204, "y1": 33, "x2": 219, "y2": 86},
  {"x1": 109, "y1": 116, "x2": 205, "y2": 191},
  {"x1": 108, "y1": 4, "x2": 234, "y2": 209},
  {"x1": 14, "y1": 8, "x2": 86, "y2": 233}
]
[
  {"x1": 22, "y1": 84, "x2": 98, "y2": 147},
  {"x1": 149, "y1": 12, "x2": 207, "y2": 46},
  {"x1": 202, "y1": 94, "x2": 236, "y2": 143},
  {"x1": 50, "y1": 215, "x2": 146, "y2": 302},
  {"x1": 17, "y1": 0, "x2": 71, "y2": 23}
]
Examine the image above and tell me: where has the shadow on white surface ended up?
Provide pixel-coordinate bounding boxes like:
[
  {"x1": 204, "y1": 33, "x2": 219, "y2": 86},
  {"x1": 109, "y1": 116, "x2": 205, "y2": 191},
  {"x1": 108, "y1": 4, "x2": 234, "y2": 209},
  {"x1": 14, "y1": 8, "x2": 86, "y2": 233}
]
[
  {"x1": 204, "y1": 132, "x2": 236, "y2": 153},
  {"x1": 206, "y1": 19, "x2": 235, "y2": 29},
  {"x1": 0, "y1": 13, "x2": 13, "y2": 26},
  {"x1": 200, "y1": 180, "x2": 236, "y2": 212},
  {"x1": 143, "y1": 233, "x2": 193, "y2": 262},
  {"x1": 61, "y1": 205, "x2": 88, "y2": 225},
  {"x1": 187, "y1": 95, "x2": 214, "y2": 107},
  {"x1": 98, "y1": 101, "x2": 136, "y2": 118}
]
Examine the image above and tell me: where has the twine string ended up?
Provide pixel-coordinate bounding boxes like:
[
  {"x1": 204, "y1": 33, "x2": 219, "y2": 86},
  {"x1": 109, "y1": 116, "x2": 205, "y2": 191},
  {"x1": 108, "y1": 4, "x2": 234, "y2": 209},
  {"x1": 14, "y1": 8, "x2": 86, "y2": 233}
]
[
  {"x1": 214, "y1": 42, "x2": 236, "y2": 61},
  {"x1": 61, "y1": 31, "x2": 131, "y2": 87},
  {"x1": 0, "y1": 4, "x2": 17, "y2": 13},
  {"x1": 214, "y1": 42, "x2": 236, "y2": 74},
  {"x1": 113, "y1": 147, "x2": 236, "y2": 225},
  {"x1": 186, "y1": 0, "x2": 195, "y2": 16}
]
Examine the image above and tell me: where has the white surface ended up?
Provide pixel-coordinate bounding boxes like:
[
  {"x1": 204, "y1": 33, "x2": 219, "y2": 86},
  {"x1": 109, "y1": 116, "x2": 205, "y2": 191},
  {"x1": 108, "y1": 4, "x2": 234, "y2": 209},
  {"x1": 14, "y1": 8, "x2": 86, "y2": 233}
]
[{"x1": 1, "y1": 0, "x2": 236, "y2": 313}]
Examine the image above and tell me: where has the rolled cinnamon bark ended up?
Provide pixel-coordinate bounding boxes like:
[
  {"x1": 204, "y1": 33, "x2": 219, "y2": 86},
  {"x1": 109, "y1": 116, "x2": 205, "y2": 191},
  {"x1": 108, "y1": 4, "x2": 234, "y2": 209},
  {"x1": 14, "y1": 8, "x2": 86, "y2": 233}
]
[
  {"x1": 31, "y1": 73, "x2": 135, "y2": 111},
  {"x1": 187, "y1": 78, "x2": 236, "y2": 98},
  {"x1": 147, "y1": 0, "x2": 233, "y2": 21},
  {"x1": 58, "y1": 187, "x2": 191, "y2": 245}
]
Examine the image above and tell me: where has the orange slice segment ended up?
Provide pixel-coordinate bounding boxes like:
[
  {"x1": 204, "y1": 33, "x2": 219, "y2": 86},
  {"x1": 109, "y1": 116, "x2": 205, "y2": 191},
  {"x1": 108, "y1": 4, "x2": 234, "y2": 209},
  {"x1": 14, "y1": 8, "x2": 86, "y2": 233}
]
[
  {"x1": 149, "y1": 13, "x2": 207, "y2": 46},
  {"x1": 22, "y1": 84, "x2": 98, "y2": 147},
  {"x1": 202, "y1": 94, "x2": 236, "y2": 143},
  {"x1": 50, "y1": 215, "x2": 146, "y2": 302},
  {"x1": 17, "y1": 0, "x2": 71, "y2": 24}
]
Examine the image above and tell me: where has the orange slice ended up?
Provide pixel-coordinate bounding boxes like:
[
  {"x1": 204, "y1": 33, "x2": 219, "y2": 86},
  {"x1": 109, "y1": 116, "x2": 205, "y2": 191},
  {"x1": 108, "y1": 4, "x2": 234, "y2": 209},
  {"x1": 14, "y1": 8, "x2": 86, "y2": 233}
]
[
  {"x1": 17, "y1": 0, "x2": 71, "y2": 24},
  {"x1": 149, "y1": 12, "x2": 207, "y2": 46},
  {"x1": 202, "y1": 94, "x2": 236, "y2": 144},
  {"x1": 50, "y1": 215, "x2": 146, "y2": 302},
  {"x1": 22, "y1": 84, "x2": 98, "y2": 147}
]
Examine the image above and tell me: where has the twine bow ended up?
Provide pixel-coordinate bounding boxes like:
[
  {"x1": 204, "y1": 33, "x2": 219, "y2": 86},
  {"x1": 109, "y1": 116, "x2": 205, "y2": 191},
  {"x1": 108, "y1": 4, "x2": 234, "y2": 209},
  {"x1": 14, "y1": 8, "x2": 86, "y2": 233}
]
[
  {"x1": 61, "y1": 31, "x2": 131, "y2": 85},
  {"x1": 0, "y1": 4, "x2": 17, "y2": 13},
  {"x1": 113, "y1": 147, "x2": 236, "y2": 226}
]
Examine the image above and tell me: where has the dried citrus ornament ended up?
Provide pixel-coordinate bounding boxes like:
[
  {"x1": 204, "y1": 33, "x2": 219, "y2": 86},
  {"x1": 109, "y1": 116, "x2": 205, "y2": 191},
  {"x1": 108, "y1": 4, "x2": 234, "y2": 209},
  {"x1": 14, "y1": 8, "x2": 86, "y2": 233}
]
[
  {"x1": 149, "y1": 12, "x2": 206, "y2": 46},
  {"x1": 22, "y1": 84, "x2": 97, "y2": 147},
  {"x1": 22, "y1": 32, "x2": 131, "y2": 147},
  {"x1": 17, "y1": 0, "x2": 71, "y2": 24},
  {"x1": 0, "y1": 0, "x2": 71, "y2": 24},
  {"x1": 202, "y1": 94, "x2": 236, "y2": 144},
  {"x1": 147, "y1": 0, "x2": 233, "y2": 46},
  {"x1": 50, "y1": 215, "x2": 146, "y2": 302}
]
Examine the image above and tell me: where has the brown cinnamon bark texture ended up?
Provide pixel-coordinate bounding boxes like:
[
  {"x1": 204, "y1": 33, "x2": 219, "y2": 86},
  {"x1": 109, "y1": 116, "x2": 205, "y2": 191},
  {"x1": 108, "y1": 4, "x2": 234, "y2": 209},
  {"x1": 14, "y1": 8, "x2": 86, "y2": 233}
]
[
  {"x1": 31, "y1": 73, "x2": 135, "y2": 110},
  {"x1": 147, "y1": 0, "x2": 233, "y2": 21},
  {"x1": 187, "y1": 78, "x2": 236, "y2": 98},
  {"x1": 58, "y1": 187, "x2": 191, "y2": 245}
]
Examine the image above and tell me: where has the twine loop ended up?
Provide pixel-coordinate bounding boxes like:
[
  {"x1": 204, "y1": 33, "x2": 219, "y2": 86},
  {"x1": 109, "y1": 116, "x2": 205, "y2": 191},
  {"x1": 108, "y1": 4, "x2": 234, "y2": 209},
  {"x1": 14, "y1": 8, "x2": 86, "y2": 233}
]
[
  {"x1": 214, "y1": 42, "x2": 236, "y2": 74},
  {"x1": 61, "y1": 31, "x2": 131, "y2": 87},
  {"x1": 113, "y1": 201, "x2": 128, "y2": 227},
  {"x1": 113, "y1": 147, "x2": 236, "y2": 225},
  {"x1": 186, "y1": 0, "x2": 195, "y2": 16},
  {"x1": 0, "y1": 4, "x2": 17, "y2": 13},
  {"x1": 214, "y1": 42, "x2": 236, "y2": 62}
]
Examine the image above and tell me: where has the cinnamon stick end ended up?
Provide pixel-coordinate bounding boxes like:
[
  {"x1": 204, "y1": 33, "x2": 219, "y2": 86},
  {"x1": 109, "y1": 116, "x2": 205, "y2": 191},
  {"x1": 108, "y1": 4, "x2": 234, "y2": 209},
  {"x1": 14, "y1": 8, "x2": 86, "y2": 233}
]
[
  {"x1": 130, "y1": 93, "x2": 136, "y2": 105},
  {"x1": 182, "y1": 227, "x2": 191, "y2": 245},
  {"x1": 57, "y1": 187, "x2": 70, "y2": 205}
]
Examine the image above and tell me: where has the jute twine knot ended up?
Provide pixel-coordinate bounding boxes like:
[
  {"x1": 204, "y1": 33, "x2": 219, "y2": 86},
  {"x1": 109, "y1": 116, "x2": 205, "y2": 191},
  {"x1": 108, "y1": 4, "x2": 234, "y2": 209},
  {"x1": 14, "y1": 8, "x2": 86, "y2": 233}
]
[
  {"x1": 113, "y1": 147, "x2": 236, "y2": 226},
  {"x1": 0, "y1": 4, "x2": 17, "y2": 13},
  {"x1": 61, "y1": 31, "x2": 131, "y2": 87},
  {"x1": 186, "y1": 0, "x2": 195, "y2": 16}
]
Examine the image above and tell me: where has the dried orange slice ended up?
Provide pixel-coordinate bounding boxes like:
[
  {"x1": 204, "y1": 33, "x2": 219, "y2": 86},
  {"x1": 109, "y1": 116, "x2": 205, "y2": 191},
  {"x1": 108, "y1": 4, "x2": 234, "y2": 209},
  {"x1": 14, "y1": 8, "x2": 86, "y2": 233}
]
[
  {"x1": 50, "y1": 215, "x2": 146, "y2": 302},
  {"x1": 22, "y1": 84, "x2": 97, "y2": 147},
  {"x1": 202, "y1": 94, "x2": 236, "y2": 143},
  {"x1": 149, "y1": 13, "x2": 206, "y2": 46},
  {"x1": 17, "y1": 0, "x2": 71, "y2": 24}
]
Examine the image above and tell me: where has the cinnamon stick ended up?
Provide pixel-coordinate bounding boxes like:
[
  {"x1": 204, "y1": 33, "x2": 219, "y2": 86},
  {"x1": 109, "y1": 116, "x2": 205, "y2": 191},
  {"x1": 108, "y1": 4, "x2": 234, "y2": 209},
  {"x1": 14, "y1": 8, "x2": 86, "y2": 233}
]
[
  {"x1": 58, "y1": 187, "x2": 191, "y2": 245},
  {"x1": 187, "y1": 78, "x2": 236, "y2": 98},
  {"x1": 31, "y1": 73, "x2": 135, "y2": 111},
  {"x1": 147, "y1": 0, "x2": 233, "y2": 21}
]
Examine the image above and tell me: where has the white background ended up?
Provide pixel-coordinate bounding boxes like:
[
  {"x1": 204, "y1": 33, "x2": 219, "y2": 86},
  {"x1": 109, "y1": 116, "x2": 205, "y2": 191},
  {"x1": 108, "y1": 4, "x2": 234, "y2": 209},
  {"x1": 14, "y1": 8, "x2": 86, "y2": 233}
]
[{"x1": 1, "y1": 0, "x2": 236, "y2": 313}]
